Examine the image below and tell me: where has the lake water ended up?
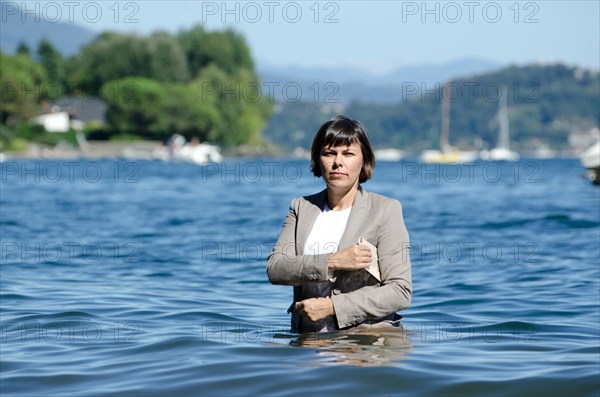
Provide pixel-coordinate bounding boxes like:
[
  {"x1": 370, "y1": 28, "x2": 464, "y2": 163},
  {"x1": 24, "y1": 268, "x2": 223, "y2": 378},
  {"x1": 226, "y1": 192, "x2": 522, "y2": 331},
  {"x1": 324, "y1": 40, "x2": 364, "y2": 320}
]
[{"x1": 1, "y1": 157, "x2": 599, "y2": 396}]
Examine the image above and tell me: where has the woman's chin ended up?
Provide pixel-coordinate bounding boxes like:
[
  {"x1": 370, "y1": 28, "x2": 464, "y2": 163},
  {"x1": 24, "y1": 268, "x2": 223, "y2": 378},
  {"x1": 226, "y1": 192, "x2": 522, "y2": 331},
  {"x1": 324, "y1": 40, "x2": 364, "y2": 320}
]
[
  {"x1": 326, "y1": 180, "x2": 357, "y2": 190},
  {"x1": 326, "y1": 178, "x2": 345, "y2": 186}
]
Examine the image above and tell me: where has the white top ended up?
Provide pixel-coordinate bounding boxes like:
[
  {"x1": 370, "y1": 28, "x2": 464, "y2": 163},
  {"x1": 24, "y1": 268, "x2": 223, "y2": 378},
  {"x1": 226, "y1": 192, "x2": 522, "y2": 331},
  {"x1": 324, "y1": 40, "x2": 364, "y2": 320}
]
[
  {"x1": 300, "y1": 203, "x2": 352, "y2": 332},
  {"x1": 303, "y1": 203, "x2": 352, "y2": 256}
]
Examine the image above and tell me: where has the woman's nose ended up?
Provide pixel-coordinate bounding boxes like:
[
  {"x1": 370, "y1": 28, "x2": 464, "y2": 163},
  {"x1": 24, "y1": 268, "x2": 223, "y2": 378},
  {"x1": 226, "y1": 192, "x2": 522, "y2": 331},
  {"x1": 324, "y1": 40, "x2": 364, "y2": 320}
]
[{"x1": 332, "y1": 154, "x2": 343, "y2": 166}]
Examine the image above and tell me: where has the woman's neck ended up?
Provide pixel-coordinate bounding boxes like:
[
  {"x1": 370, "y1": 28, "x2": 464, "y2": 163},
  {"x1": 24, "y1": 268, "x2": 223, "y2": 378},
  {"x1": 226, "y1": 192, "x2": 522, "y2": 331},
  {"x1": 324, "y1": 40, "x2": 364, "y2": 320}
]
[{"x1": 326, "y1": 183, "x2": 359, "y2": 211}]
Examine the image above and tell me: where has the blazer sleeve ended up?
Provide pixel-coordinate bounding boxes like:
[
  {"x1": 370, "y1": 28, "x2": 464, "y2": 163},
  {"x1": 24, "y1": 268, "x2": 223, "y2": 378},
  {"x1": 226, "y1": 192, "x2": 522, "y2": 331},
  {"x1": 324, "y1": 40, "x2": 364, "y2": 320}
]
[
  {"x1": 331, "y1": 199, "x2": 412, "y2": 329},
  {"x1": 266, "y1": 199, "x2": 332, "y2": 286}
]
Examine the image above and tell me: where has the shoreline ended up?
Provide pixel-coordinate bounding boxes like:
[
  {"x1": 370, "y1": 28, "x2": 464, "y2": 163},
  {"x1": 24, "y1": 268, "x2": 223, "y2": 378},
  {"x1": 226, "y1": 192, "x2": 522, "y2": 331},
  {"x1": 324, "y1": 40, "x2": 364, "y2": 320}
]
[
  {"x1": 0, "y1": 140, "x2": 291, "y2": 161},
  {"x1": 0, "y1": 141, "x2": 581, "y2": 162},
  {"x1": 2, "y1": 141, "x2": 160, "y2": 161}
]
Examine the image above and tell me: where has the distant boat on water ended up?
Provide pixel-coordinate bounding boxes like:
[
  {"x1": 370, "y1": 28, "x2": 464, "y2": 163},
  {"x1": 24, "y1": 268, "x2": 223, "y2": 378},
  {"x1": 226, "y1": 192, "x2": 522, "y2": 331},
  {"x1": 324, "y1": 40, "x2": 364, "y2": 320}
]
[
  {"x1": 375, "y1": 148, "x2": 404, "y2": 161},
  {"x1": 153, "y1": 134, "x2": 223, "y2": 165},
  {"x1": 421, "y1": 149, "x2": 477, "y2": 163},
  {"x1": 480, "y1": 88, "x2": 519, "y2": 161},
  {"x1": 528, "y1": 143, "x2": 557, "y2": 159},
  {"x1": 580, "y1": 141, "x2": 600, "y2": 185},
  {"x1": 421, "y1": 83, "x2": 477, "y2": 163}
]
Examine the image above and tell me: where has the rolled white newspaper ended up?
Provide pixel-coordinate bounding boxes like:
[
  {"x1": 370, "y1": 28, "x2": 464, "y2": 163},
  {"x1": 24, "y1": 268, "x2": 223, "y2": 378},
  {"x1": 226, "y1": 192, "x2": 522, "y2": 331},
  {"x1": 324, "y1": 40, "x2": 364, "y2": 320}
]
[{"x1": 358, "y1": 237, "x2": 380, "y2": 282}]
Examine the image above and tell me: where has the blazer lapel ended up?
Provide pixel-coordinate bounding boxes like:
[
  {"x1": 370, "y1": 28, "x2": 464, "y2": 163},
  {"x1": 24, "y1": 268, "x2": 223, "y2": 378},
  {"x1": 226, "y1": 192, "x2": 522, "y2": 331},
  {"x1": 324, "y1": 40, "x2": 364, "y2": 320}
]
[
  {"x1": 296, "y1": 189, "x2": 327, "y2": 255},
  {"x1": 338, "y1": 186, "x2": 369, "y2": 249}
]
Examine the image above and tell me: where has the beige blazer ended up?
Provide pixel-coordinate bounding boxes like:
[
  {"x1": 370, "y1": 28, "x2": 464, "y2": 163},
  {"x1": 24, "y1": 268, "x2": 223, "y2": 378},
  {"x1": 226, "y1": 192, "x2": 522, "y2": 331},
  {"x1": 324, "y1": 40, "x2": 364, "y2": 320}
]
[{"x1": 267, "y1": 186, "x2": 412, "y2": 331}]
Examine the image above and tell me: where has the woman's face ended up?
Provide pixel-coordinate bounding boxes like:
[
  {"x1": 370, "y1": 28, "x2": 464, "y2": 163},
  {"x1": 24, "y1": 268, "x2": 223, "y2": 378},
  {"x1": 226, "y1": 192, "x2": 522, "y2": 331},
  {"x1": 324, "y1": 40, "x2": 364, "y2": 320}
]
[{"x1": 320, "y1": 140, "x2": 364, "y2": 190}]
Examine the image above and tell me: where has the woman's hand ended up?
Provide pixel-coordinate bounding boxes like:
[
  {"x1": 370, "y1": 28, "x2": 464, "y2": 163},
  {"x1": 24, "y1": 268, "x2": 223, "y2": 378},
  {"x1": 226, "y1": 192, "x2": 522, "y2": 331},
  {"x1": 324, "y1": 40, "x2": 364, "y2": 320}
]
[
  {"x1": 295, "y1": 297, "x2": 335, "y2": 322},
  {"x1": 327, "y1": 244, "x2": 372, "y2": 271}
]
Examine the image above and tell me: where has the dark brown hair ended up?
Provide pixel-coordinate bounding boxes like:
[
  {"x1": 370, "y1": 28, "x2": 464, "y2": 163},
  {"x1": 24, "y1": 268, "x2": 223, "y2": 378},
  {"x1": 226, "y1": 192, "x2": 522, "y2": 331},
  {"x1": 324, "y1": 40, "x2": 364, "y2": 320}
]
[{"x1": 310, "y1": 115, "x2": 375, "y2": 183}]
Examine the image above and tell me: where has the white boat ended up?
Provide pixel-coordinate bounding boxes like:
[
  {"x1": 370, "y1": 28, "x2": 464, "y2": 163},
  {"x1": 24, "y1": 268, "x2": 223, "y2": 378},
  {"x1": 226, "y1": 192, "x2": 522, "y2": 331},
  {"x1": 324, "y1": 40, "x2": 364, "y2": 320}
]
[
  {"x1": 480, "y1": 147, "x2": 520, "y2": 161},
  {"x1": 480, "y1": 88, "x2": 519, "y2": 161},
  {"x1": 173, "y1": 142, "x2": 223, "y2": 164},
  {"x1": 153, "y1": 134, "x2": 223, "y2": 165},
  {"x1": 421, "y1": 149, "x2": 478, "y2": 163},
  {"x1": 292, "y1": 147, "x2": 310, "y2": 159},
  {"x1": 529, "y1": 143, "x2": 556, "y2": 159},
  {"x1": 580, "y1": 141, "x2": 600, "y2": 185},
  {"x1": 375, "y1": 148, "x2": 404, "y2": 161},
  {"x1": 421, "y1": 83, "x2": 477, "y2": 164}
]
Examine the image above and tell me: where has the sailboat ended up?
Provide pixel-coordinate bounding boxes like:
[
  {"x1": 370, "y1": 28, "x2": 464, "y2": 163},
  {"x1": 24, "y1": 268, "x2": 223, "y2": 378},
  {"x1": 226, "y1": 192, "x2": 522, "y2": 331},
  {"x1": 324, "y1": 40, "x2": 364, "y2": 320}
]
[
  {"x1": 580, "y1": 140, "x2": 600, "y2": 185},
  {"x1": 480, "y1": 88, "x2": 520, "y2": 161},
  {"x1": 421, "y1": 83, "x2": 478, "y2": 163}
]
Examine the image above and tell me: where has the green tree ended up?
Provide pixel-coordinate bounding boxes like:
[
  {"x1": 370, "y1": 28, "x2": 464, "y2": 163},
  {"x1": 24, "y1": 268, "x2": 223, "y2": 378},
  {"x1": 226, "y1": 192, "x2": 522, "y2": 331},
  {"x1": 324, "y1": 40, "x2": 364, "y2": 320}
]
[
  {"x1": 100, "y1": 77, "x2": 222, "y2": 141},
  {"x1": 147, "y1": 32, "x2": 190, "y2": 83},
  {"x1": 193, "y1": 64, "x2": 271, "y2": 146},
  {"x1": 73, "y1": 32, "x2": 189, "y2": 95},
  {"x1": 37, "y1": 38, "x2": 64, "y2": 84},
  {"x1": 164, "y1": 83, "x2": 220, "y2": 139},
  {"x1": 0, "y1": 52, "x2": 48, "y2": 124},
  {"x1": 74, "y1": 27, "x2": 271, "y2": 146},
  {"x1": 16, "y1": 41, "x2": 30, "y2": 56},
  {"x1": 177, "y1": 26, "x2": 254, "y2": 78},
  {"x1": 101, "y1": 77, "x2": 170, "y2": 138}
]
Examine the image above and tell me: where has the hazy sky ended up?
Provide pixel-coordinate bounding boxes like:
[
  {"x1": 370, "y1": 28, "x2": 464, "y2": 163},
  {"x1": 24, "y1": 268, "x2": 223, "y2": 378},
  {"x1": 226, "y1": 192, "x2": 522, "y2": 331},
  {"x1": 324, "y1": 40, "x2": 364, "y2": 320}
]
[{"x1": 16, "y1": 0, "x2": 600, "y2": 73}]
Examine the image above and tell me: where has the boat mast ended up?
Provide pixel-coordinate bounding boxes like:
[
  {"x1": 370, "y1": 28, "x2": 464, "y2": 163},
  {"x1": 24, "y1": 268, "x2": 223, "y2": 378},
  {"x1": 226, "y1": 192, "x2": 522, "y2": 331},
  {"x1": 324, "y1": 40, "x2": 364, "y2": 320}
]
[
  {"x1": 440, "y1": 83, "x2": 451, "y2": 151},
  {"x1": 498, "y1": 87, "x2": 509, "y2": 150}
]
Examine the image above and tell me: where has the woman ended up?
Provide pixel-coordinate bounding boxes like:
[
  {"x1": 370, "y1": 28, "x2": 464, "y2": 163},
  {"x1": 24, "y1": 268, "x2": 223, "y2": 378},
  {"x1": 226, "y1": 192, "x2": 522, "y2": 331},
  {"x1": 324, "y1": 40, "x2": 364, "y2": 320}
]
[{"x1": 267, "y1": 115, "x2": 412, "y2": 333}]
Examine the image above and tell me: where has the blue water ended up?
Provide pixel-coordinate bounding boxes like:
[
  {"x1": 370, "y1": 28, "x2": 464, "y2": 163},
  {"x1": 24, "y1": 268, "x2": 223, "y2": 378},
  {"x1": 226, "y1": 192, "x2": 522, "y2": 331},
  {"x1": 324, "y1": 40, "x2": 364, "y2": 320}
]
[{"x1": 1, "y1": 158, "x2": 599, "y2": 396}]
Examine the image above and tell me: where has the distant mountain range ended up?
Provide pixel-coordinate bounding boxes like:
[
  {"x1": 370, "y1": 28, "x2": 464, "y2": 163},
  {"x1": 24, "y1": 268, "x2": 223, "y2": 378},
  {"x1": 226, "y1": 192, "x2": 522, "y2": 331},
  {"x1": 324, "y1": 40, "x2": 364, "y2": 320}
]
[
  {"x1": 257, "y1": 58, "x2": 503, "y2": 104},
  {"x1": 264, "y1": 63, "x2": 600, "y2": 152},
  {"x1": 0, "y1": 1, "x2": 98, "y2": 56},
  {"x1": 257, "y1": 58, "x2": 501, "y2": 86},
  {"x1": 1, "y1": 2, "x2": 501, "y2": 103}
]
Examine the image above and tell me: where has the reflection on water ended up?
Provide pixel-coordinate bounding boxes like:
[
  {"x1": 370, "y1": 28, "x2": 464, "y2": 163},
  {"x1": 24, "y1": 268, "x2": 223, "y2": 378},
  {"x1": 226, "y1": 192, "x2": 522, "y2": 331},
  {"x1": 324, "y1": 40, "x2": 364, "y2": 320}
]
[{"x1": 290, "y1": 325, "x2": 414, "y2": 367}]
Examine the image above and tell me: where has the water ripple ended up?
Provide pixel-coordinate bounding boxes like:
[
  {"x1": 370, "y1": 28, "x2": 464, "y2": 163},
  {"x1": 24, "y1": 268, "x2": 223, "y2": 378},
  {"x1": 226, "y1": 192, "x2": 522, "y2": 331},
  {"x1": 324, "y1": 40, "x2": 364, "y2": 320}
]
[{"x1": 1, "y1": 158, "x2": 599, "y2": 396}]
